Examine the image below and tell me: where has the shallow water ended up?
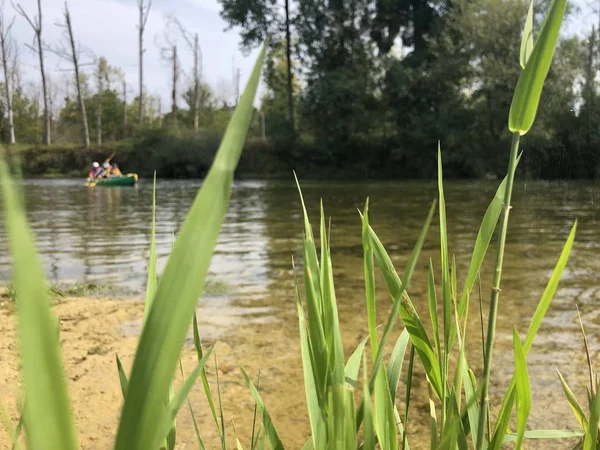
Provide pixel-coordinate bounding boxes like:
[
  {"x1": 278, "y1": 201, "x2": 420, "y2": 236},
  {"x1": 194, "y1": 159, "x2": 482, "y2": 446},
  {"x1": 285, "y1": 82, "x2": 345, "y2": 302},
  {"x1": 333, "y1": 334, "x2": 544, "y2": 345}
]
[{"x1": 1, "y1": 178, "x2": 600, "y2": 446}]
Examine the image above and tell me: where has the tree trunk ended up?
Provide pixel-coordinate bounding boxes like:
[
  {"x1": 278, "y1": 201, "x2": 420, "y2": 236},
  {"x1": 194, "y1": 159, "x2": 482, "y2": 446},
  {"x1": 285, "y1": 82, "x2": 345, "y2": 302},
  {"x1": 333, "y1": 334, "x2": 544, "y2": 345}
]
[
  {"x1": 284, "y1": 0, "x2": 295, "y2": 133},
  {"x1": 0, "y1": 17, "x2": 15, "y2": 144},
  {"x1": 65, "y1": 6, "x2": 89, "y2": 147},
  {"x1": 122, "y1": 79, "x2": 127, "y2": 133},
  {"x1": 97, "y1": 69, "x2": 102, "y2": 145},
  {"x1": 158, "y1": 97, "x2": 162, "y2": 127},
  {"x1": 171, "y1": 44, "x2": 178, "y2": 126},
  {"x1": 193, "y1": 33, "x2": 199, "y2": 133},
  {"x1": 36, "y1": 0, "x2": 50, "y2": 145},
  {"x1": 138, "y1": 1, "x2": 144, "y2": 125}
]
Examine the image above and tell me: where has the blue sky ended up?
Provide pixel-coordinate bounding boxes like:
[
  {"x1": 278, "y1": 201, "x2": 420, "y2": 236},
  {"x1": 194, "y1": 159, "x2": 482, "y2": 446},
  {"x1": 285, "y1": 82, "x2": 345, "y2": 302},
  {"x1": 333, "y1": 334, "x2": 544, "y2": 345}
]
[
  {"x1": 11, "y1": 0, "x2": 261, "y2": 107},
  {"x1": 7, "y1": 0, "x2": 594, "y2": 110}
]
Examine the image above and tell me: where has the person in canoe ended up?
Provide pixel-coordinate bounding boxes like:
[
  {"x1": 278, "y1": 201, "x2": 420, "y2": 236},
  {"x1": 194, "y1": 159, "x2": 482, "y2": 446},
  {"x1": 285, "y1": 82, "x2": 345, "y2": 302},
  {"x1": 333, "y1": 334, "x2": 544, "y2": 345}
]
[
  {"x1": 88, "y1": 162, "x2": 102, "y2": 179},
  {"x1": 111, "y1": 163, "x2": 123, "y2": 177}
]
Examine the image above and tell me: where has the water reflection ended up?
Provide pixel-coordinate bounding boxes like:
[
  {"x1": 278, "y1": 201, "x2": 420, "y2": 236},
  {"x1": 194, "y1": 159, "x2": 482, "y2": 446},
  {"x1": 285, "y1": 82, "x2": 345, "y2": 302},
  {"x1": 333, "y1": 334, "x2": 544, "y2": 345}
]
[{"x1": 0, "y1": 178, "x2": 599, "y2": 446}]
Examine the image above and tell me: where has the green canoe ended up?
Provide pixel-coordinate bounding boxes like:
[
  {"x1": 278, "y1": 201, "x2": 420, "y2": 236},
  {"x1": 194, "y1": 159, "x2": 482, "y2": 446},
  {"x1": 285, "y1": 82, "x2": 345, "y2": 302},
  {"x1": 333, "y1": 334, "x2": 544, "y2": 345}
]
[{"x1": 87, "y1": 173, "x2": 138, "y2": 187}]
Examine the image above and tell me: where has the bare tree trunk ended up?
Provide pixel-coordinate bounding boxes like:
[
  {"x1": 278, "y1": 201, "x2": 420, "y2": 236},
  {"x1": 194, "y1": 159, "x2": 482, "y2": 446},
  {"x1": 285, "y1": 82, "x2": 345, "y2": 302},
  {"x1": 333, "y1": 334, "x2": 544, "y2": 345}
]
[
  {"x1": 0, "y1": 5, "x2": 15, "y2": 144},
  {"x1": 15, "y1": 0, "x2": 51, "y2": 143},
  {"x1": 284, "y1": 0, "x2": 295, "y2": 134},
  {"x1": 193, "y1": 33, "x2": 199, "y2": 133},
  {"x1": 158, "y1": 97, "x2": 162, "y2": 127},
  {"x1": 97, "y1": 69, "x2": 102, "y2": 145},
  {"x1": 137, "y1": 0, "x2": 151, "y2": 125},
  {"x1": 122, "y1": 79, "x2": 127, "y2": 132},
  {"x1": 64, "y1": 4, "x2": 89, "y2": 147},
  {"x1": 37, "y1": 2, "x2": 50, "y2": 144},
  {"x1": 171, "y1": 44, "x2": 178, "y2": 126}
]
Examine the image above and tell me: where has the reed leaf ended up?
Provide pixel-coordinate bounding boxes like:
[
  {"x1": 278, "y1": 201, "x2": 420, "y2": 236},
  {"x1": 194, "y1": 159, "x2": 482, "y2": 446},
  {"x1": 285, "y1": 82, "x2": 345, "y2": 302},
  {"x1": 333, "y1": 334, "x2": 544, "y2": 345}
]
[
  {"x1": 513, "y1": 328, "x2": 531, "y2": 450},
  {"x1": 520, "y1": 0, "x2": 535, "y2": 69},
  {"x1": 584, "y1": 388, "x2": 600, "y2": 450},
  {"x1": 0, "y1": 160, "x2": 78, "y2": 450},
  {"x1": 116, "y1": 354, "x2": 129, "y2": 398},
  {"x1": 296, "y1": 286, "x2": 327, "y2": 448},
  {"x1": 368, "y1": 202, "x2": 443, "y2": 399},
  {"x1": 387, "y1": 329, "x2": 410, "y2": 404},
  {"x1": 155, "y1": 348, "x2": 214, "y2": 450},
  {"x1": 345, "y1": 337, "x2": 368, "y2": 390},
  {"x1": 241, "y1": 368, "x2": 285, "y2": 450},
  {"x1": 508, "y1": 0, "x2": 566, "y2": 134},
  {"x1": 503, "y1": 429, "x2": 585, "y2": 443},
  {"x1": 362, "y1": 355, "x2": 376, "y2": 450},
  {"x1": 557, "y1": 370, "x2": 589, "y2": 430},
  {"x1": 113, "y1": 40, "x2": 267, "y2": 450}
]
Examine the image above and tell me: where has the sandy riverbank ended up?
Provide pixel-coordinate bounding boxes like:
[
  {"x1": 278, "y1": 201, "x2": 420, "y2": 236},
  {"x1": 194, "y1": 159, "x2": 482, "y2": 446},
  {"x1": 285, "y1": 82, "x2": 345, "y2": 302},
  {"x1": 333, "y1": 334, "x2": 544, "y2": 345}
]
[{"x1": 0, "y1": 296, "x2": 310, "y2": 449}]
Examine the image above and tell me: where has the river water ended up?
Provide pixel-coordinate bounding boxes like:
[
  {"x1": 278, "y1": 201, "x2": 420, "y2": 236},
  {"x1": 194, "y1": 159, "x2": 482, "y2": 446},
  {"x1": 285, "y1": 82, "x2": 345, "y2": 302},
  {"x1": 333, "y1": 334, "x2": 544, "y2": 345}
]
[{"x1": 1, "y1": 178, "x2": 599, "y2": 447}]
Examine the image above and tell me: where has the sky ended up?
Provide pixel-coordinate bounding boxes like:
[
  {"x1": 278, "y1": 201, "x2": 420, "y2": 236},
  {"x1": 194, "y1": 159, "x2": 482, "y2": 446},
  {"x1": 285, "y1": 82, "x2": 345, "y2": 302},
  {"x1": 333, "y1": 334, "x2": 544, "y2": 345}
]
[
  {"x1": 10, "y1": 0, "x2": 261, "y2": 107},
  {"x1": 6, "y1": 0, "x2": 597, "y2": 110}
]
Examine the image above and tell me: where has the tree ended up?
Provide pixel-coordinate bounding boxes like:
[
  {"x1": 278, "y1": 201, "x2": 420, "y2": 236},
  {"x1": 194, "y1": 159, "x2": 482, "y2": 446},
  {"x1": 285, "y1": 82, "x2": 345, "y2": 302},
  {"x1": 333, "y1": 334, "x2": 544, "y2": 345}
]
[
  {"x1": 95, "y1": 57, "x2": 109, "y2": 144},
  {"x1": 45, "y1": 1, "x2": 92, "y2": 147},
  {"x1": 157, "y1": 23, "x2": 180, "y2": 127},
  {"x1": 15, "y1": 0, "x2": 51, "y2": 144},
  {"x1": 219, "y1": 0, "x2": 295, "y2": 132},
  {"x1": 168, "y1": 15, "x2": 202, "y2": 133},
  {"x1": 137, "y1": 0, "x2": 151, "y2": 125},
  {"x1": 0, "y1": 0, "x2": 16, "y2": 144}
]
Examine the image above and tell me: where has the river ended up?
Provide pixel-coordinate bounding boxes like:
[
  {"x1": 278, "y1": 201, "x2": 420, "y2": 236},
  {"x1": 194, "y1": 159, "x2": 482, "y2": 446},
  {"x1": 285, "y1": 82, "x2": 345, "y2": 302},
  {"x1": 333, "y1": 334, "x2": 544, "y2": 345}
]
[{"x1": 0, "y1": 178, "x2": 599, "y2": 447}]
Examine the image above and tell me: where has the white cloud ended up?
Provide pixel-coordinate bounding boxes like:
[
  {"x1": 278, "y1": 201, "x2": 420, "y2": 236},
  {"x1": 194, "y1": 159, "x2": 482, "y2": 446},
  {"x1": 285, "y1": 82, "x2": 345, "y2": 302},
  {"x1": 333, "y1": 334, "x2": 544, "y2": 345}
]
[{"x1": 11, "y1": 0, "x2": 261, "y2": 108}]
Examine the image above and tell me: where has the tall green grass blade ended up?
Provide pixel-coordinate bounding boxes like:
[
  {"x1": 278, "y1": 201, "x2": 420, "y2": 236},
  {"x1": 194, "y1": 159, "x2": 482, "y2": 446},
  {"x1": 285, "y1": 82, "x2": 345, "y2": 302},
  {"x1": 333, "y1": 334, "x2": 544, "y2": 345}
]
[
  {"x1": 557, "y1": 370, "x2": 589, "y2": 430},
  {"x1": 294, "y1": 179, "x2": 328, "y2": 402},
  {"x1": 369, "y1": 201, "x2": 443, "y2": 399},
  {"x1": 296, "y1": 287, "x2": 327, "y2": 449},
  {"x1": 584, "y1": 388, "x2": 600, "y2": 450},
  {"x1": 362, "y1": 355, "x2": 376, "y2": 450},
  {"x1": 427, "y1": 260, "x2": 441, "y2": 361},
  {"x1": 178, "y1": 360, "x2": 206, "y2": 450},
  {"x1": 523, "y1": 221, "x2": 577, "y2": 353},
  {"x1": 503, "y1": 429, "x2": 585, "y2": 443},
  {"x1": 251, "y1": 372, "x2": 261, "y2": 450},
  {"x1": 0, "y1": 160, "x2": 78, "y2": 450},
  {"x1": 11, "y1": 413, "x2": 23, "y2": 450},
  {"x1": 319, "y1": 202, "x2": 345, "y2": 387},
  {"x1": 491, "y1": 221, "x2": 577, "y2": 449},
  {"x1": 155, "y1": 348, "x2": 213, "y2": 450},
  {"x1": 345, "y1": 337, "x2": 368, "y2": 390},
  {"x1": 463, "y1": 365, "x2": 481, "y2": 449},
  {"x1": 113, "y1": 41, "x2": 267, "y2": 450},
  {"x1": 193, "y1": 313, "x2": 221, "y2": 434},
  {"x1": 241, "y1": 368, "x2": 285, "y2": 450},
  {"x1": 387, "y1": 329, "x2": 410, "y2": 404},
  {"x1": 437, "y1": 148, "x2": 452, "y2": 366},
  {"x1": 144, "y1": 172, "x2": 158, "y2": 322},
  {"x1": 116, "y1": 354, "x2": 129, "y2": 398},
  {"x1": 456, "y1": 156, "x2": 521, "y2": 332},
  {"x1": 513, "y1": 328, "x2": 531, "y2": 450},
  {"x1": 427, "y1": 379, "x2": 438, "y2": 450},
  {"x1": 402, "y1": 345, "x2": 415, "y2": 450},
  {"x1": 508, "y1": 0, "x2": 566, "y2": 134},
  {"x1": 373, "y1": 366, "x2": 399, "y2": 450},
  {"x1": 215, "y1": 351, "x2": 228, "y2": 450},
  {"x1": 520, "y1": 0, "x2": 535, "y2": 69},
  {"x1": 361, "y1": 200, "x2": 380, "y2": 358},
  {"x1": 490, "y1": 389, "x2": 517, "y2": 450}
]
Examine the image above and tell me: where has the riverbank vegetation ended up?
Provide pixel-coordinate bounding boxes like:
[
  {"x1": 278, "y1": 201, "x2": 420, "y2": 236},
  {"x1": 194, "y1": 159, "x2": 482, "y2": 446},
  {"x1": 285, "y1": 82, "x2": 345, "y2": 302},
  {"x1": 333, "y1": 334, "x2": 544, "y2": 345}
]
[
  {"x1": 0, "y1": 0, "x2": 599, "y2": 178},
  {"x1": 0, "y1": 1, "x2": 596, "y2": 449}
]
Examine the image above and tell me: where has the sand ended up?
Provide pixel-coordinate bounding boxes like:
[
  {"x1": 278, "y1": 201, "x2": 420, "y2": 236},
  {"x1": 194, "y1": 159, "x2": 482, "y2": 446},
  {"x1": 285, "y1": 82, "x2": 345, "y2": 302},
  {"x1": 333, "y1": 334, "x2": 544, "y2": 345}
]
[{"x1": 0, "y1": 296, "x2": 310, "y2": 449}]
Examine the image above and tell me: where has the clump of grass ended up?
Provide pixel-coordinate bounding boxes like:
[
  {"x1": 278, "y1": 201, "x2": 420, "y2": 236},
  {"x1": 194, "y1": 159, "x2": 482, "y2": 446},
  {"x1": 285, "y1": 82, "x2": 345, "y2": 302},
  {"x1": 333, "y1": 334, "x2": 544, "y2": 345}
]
[{"x1": 0, "y1": 0, "x2": 587, "y2": 448}]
